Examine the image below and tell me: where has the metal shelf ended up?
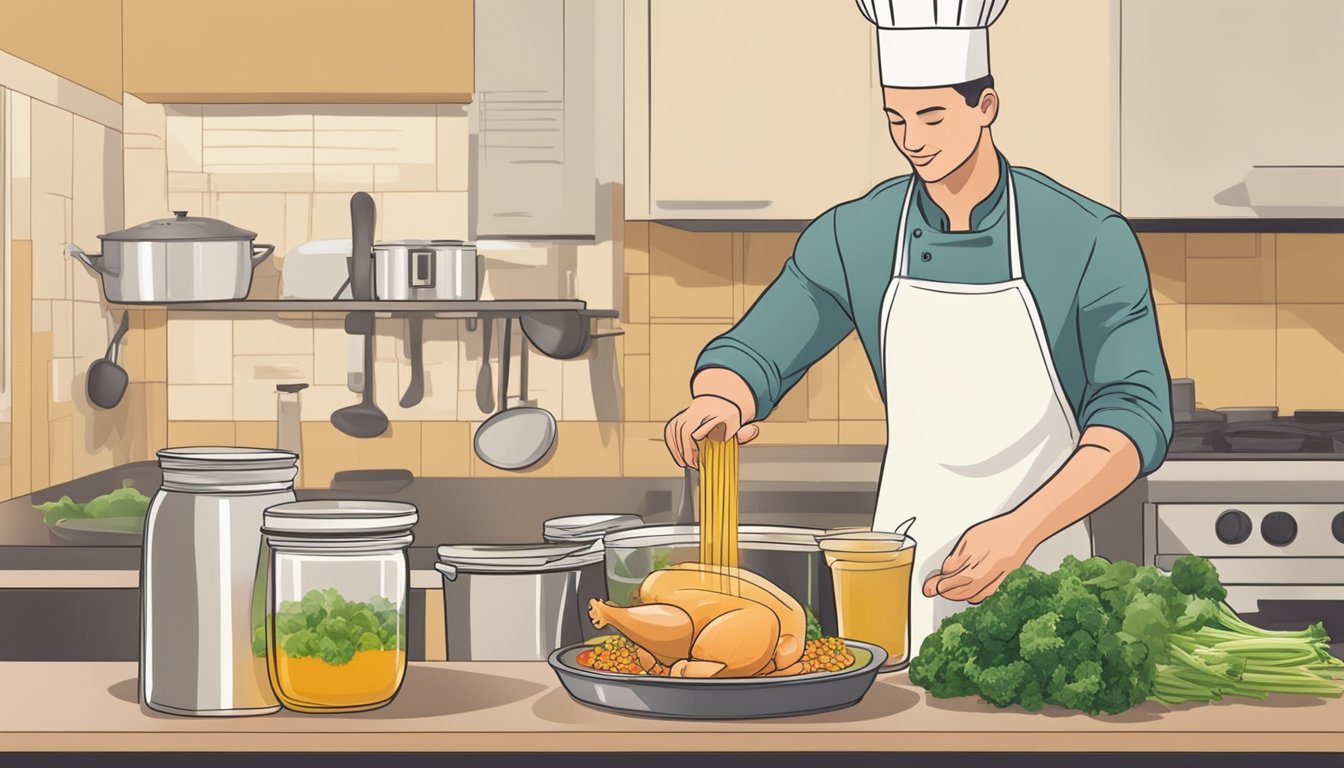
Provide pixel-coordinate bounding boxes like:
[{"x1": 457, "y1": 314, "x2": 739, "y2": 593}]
[{"x1": 121, "y1": 299, "x2": 618, "y2": 317}]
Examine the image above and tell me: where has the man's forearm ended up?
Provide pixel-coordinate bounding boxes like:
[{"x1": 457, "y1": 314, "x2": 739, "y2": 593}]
[
  {"x1": 691, "y1": 368, "x2": 758, "y2": 423},
  {"x1": 1010, "y1": 425, "x2": 1143, "y2": 550}
]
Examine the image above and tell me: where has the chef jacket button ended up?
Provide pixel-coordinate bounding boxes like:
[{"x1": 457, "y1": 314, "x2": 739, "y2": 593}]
[
  {"x1": 921, "y1": 252, "x2": 932, "y2": 262},
  {"x1": 913, "y1": 228, "x2": 923, "y2": 238}
]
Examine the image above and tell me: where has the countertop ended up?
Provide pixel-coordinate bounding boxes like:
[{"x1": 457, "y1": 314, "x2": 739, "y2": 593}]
[{"x1": 2, "y1": 662, "x2": 1342, "y2": 756}]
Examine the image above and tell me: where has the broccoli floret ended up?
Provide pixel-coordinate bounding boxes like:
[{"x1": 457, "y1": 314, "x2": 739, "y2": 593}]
[{"x1": 1170, "y1": 556, "x2": 1227, "y2": 602}]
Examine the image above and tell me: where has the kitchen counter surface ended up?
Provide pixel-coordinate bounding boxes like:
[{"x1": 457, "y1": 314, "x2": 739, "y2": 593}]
[{"x1": 2, "y1": 662, "x2": 1342, "y2": 756}]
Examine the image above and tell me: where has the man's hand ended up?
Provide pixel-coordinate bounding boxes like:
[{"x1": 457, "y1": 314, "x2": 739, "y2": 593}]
[
  {"x1": 664, "y1": 395, "x2": 760, "y2": 469},
  {"x1": 921, "y1": 513, "x2": 1042, "y2": 604}
]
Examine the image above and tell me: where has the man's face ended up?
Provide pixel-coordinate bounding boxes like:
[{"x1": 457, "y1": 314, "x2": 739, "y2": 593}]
[{"x1": 884, "y1": 86, "x2": 997, "y2": 183}]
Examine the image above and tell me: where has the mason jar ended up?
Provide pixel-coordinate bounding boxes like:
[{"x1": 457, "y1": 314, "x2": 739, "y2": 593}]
[
  {"x1": 141, "y1": 447, "x2": 298, "y2": 717},
  {"x1": 260, "y1": 501, "x2": 417, "y2": 713}
]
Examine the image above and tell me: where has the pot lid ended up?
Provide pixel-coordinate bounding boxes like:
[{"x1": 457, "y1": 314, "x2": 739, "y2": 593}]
[
  {"x1": 436, "y1": 542, "x2": 601, "y2": 572},
  {"x1": 543, "y1": 514, "x2": 644, "y2": 543},
  {"x1": 100, "y1": 211, "x2": 257, "y2": 242},
  {"x1": 262, "y1": 500, "x2": 418, "y2": 536}
]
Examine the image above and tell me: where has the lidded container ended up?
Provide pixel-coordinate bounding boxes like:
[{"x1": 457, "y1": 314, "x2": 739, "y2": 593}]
[
  {"x1": 141, "y1": 447, "x2": 298, "y2": 717},
  {"x1": 435, "y1": 542, "x2": 605, "y2": 660},
  {"x1": 260, "y1": 501, "x2": 418, "y2": 713},
  {"x1": 819, "y1": 531, "x2": 917, "y2": 672}
]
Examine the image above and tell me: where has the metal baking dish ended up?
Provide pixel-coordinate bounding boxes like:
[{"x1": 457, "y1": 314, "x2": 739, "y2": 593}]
[{"x1": 373, "y1": 240, "x2": 479, "y2": 301}]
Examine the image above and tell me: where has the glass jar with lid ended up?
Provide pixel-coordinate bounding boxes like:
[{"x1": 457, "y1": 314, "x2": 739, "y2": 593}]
[{"x1": 260, "y1": 500, "x2": 418, "y2": 713}]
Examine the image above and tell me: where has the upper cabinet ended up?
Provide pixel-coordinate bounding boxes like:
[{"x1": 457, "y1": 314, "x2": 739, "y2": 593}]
[
  {"x1": 0, "y1": 0, "x2": 122, "y2": 102},
  {"x1": 122, "y1": 0, "x2": 473, "y2": 103},
  {"x1": 626, "y1": 0, "x2": 1119, "y2": 221},
  {"x1": 1122, "y1": 0, "x2": 1344, "y2": 218}
]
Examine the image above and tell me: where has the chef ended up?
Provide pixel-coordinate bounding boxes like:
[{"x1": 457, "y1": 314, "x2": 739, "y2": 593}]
[{"x1": 663, "y1": 0, "x2": 1173, "y2": 650}]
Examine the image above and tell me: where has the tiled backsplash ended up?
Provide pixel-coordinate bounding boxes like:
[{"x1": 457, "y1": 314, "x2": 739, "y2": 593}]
[{"x1": 1138, "y1": 232, "x2": 1344, "y2": 412}]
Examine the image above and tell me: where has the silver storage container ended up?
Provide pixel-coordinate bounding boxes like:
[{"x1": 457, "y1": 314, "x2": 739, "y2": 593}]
[
  {"x1": 140, "y1": 447, "x2": 297, "y2": 717},
  {"x1": 373, "y1": 240, "x2": 479, "y2": 301},
  {"x1": 542, "y1": 514, "x2": 644, "y2": 640},
  {"x1": 68, "y1": 211, "x2": 275, "y2": 303},
  {"x1": 434, "y1": 543, "x2": 603, "y2": 660},
  {"x1": 601, "y1": 524, "x2": 838, "y2": 636}
]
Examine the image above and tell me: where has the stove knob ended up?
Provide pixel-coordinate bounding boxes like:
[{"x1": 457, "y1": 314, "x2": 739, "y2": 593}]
[
  {"x1": 1215, "y1": 509, "x2": 1253, "y2": 544},
  {"x1": 1261, "y1": 511, "x2": 1297, "y2": 547},
  {"x1": 1333, "y1": 512, "x2": 1344, "y2": 544}
]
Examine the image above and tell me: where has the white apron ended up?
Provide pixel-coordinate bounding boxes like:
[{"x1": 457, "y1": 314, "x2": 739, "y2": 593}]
[{"x1": 871, "y1": 169, "x2": 1092, "y2": 652}]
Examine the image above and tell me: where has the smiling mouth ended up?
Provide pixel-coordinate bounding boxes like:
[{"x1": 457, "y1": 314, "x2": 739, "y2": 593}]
[{"x1": 909, "y1": 152, "x2": 940, "y2": 167}]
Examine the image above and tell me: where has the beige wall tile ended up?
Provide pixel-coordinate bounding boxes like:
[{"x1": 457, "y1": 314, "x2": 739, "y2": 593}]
[
  {"x1": 1155, "y1": 304, "x2": 1187, "y2": 379},
  {"x1": 166, "y1": 107, "x2": 203, "y2": 172},
  {"x1": 357, "y1": 422, "x2": 422, "y2": 475},
  {"x1": 298, "y1": 422, "x2": 361, "y2": 487},
  {"x1": 213, "y1": 193, "x2": 288, "y2": 255},
  {"x1": 167, "y1": 421, "x2": 236, "y2": 448},
  {"x1": 312, "y1": 319, "x2": 350, "y2": 386},
  {"x1": 751, "y1": 420, "x2": 838, "y2": 446},
  {"x1": 124, "y1": 148, "x2": 169, "y2": 224},
  {"x1": 312, "y1": 192, "x2": 382, "y2": 240},
  {"x1": 233, "y1": 316, "x2": 313, "y2": 355},
  {"x1": 624, "y1": 275, "x2": 650, "y2": 324},
  {"x1": 574, "y1": 241, "x2": 618, "y2": 312},
  {"x1": 143, "y1": 309, "x2": 169, "y2": 383},
  {"x1": 436, "y1": 108, "x2": 469, "y2": 192},
  {"x1": 72, "y1": 302, "x2": 108, "y2": 360},
  {"x1": 50, "y1": 300, "x2": 73, "y2": 357},
  {"x1": 32, "y1": 300, "x2": 52, "y2": 333},
  {"x1": 30, "y1": 332, "x2": 52, "y2": 490},
  {"x1": 11, "y1": 242, "x2": 34, "y2": 495},
  {"x1": 206, "y1": 166, "x2": 315, "y2": 194},
  {"x1": 71, "y1": 116, "x2": 111, "y2": 251},
  {"x1": 233, "y1": 355, "x2": 315, "y2": 421},
  {"x1": 167, "y1": 172, "x2": 209, "y2": 193},
  {"x1": 742, "y1": 231, "x2": 797, "y2": 308},
  {"x1": 30, "y1": 99, "x2": 72, "y2": 197},
  {"x1": 808, "y1": 347, "x2": 841, "y2": 421},
  {"x1": 625, "y1": 222, "x2": 650, "y2": 275},
  {"x1": 623, "y1": 354, "x2": 650, "y2": 422},
  {"x1": 284, "y1": 193, "x2": 311, "y2": 255},
  {"x1": 561, "y1": 353, "x2": 619, "y2": 422},
  {"x1": 117, "y1": 311, "x2": 146, "y2": 382},
  {"x1": 769, "y1": 377, "x2": 811, "y2": 423},
  {"x1": 839, "y1": 420, "x2": 887, "y2": 445},
  {"x1": 1185, "y1": 233, "x2": 1275, "y2": 304},
  {"x1": 622, "y1": 422, "x2": 679, "y2": 477},
  {"x1": 31, "y1": 192, "x2": 68, "y2": 299},
  {"x1": 167, "y1": 192, "x2": 205, "y2": 217},
  {"x1": 1277, "y1": 305, "x2": 1344, "y2": 412},
  {"x1": 380, "y1": 191, "x2": 470, "y2": 241},
  {"x1": 235, "y1": 421, "x2": 278, "y2": 451},
  {"x1": 517, "y1": 343, "x2": 565, "y2": 417},
  {"x1": 549, "y1": 422, "x2": 623, "y2": 477},
  {"x1": 649, "y1": 226, "x2": 733, "y2": 320},
  {"x1": 1186, "y1": 305, "x2": 1276, "y2": 409},
  {"x1": 315, "y1": 165, "x2": 374, "y2": 192},
  {"x1": 374, "y1": 164, "x2": 437, "y2": 192},
  {"x1": 623, "y1": 323, "x2": 649, "y2": 356},
  {"x1": 649, "y1": 324, "x2": 730, "y2": 422},
  {"x1": 314, "y1": 108, "x2": 436, "y2": 163},
  {"x1": 10, "y1": 176, "x2": 32, "y2": 241},
  {"x1": 9, "y1": 94, "x2": 33, "y2": 240},
  {"x1": 423, "y1": 589, "x2": 447, "y2": 661},
  {"x1": 1277, "y1": 234, "x2": 1344, "y2": 304},
  {"x1": 167, "y1": 317, "x2": 234, "y2": 384},
  {"x1": 123, "y1": 96, "x2": 166, "y2": 145},
  {"x1": 421, "y1": 421, "x2": 471, "y2": 478},
  {"x1": 1186, "y1": 233, "x2": 1258, "y2": 260},
  {"x1": 168, "y1": 385, "x2": 234, "y2": 421},
  {"x1": 50, "y1": 358, "x2": 74, "y2": 404},
  {"x1": 1137, "y1": 232, "x2": 1185, "y2": 305},
  {"x1": 204, "y1": 129, "x2": 313, "y2": 148},
  {"x1": 837, "y1": 333, "x2": 884, "y2": 420},
  {"x1": 48, "y1": 417, "x2": 74, "y2": 486},
  {"x1": 204, "y1": 146, "x2": 314, "y2": 167}
]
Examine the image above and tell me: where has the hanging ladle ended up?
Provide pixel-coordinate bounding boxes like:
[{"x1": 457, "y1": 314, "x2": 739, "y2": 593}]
[{"x1": 87, "y1": 311, "x2": 131, "y2": 409}]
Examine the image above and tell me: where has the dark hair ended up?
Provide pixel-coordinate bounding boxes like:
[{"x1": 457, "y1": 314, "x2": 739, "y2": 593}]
[{"x1": 952, "y1": 75, "x2": 995, "y2": 107}]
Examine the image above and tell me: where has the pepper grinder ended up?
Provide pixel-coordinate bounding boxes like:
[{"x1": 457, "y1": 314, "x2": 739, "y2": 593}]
[{"x1": 275, "y1": 383, "x2": 309, "y2": 458}]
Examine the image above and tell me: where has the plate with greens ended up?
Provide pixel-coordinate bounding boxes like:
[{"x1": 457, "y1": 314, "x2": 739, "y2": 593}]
[{"x1": 35, "y1": 481, "x2": 151, "y2": 542}]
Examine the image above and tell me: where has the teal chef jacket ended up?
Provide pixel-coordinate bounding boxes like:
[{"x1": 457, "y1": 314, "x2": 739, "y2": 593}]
[{"x1": 694, "y1": 152, "x2": 1174, "y2": 475}]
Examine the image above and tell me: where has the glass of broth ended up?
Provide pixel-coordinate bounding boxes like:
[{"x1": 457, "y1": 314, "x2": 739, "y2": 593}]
[{"x1": 818, "y1": 531, "x2": 915, "y2": 672}]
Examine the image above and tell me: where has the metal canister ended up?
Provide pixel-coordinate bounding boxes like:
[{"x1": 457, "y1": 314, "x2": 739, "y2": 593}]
[{"x1": 140, "y1": 447, "x2": 298, "y2": 716}]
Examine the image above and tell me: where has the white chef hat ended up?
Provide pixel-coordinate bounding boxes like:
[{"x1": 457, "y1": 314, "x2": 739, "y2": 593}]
[{"x1": 856, "y1": 0, "x2": 1010, "y2": 88}]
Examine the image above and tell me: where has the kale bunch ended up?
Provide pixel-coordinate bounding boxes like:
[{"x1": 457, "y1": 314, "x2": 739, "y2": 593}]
[
  {"x1": 908, "y1": 556, "x2": 1344, "y2": 715},
  {"x1": 253, "y1": 588, "x2": 406, "y2": 665}
]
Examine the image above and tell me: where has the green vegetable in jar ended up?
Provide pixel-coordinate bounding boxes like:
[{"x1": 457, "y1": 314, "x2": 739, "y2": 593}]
[
  {"x1": 908, "y1": 555, "x2": 1344, "y2": 715},
  {"x1": 805, "y1": 605, "x2": 823, "y2": 642},
  {"x1": 256, "y1": 588, "x2": 406, "y2": 666}
]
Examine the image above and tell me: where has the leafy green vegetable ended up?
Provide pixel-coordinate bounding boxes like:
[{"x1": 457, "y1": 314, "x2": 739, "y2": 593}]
[
  {"x1": 256, "y1": 588, "x2": 405, "y2": 666},
  {"x1": 908, "y1": 555, "x2": 1344, "y2": 715},
  {"x1": 805, "y1": 606, "x2": 823, "y2": 642},
  {"x1": 34, "y1": 480, "x2": 149, "y2": 526}
]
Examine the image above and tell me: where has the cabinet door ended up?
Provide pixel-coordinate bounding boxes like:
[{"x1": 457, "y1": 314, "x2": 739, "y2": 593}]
[
  {"x1": 647, "y1": 0, "x2": 874, "y2": 220},
  {"x1": 1122, "y1": 0, "x2": 1344, "y2": 217}
]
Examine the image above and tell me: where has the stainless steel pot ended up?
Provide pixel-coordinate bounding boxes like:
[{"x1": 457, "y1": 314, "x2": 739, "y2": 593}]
[
  {"x1": 373, "y1": 240, "x2": 478, "y2": 301},
  {"x1": 601, "y1": 524, "x2": 837, "y2": 636},
  {"x1": 434, "y1": 542, "x2": 603, "y2": 660},
  {"x1": 67, "y1": 211, "x2": 275, "y2": 303}
]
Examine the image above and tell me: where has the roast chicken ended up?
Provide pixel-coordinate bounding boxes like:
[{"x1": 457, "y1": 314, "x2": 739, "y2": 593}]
[{"x1": 587, "y1": 562, "x2": 807, "y2": 678}]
